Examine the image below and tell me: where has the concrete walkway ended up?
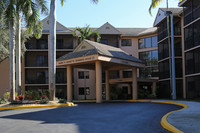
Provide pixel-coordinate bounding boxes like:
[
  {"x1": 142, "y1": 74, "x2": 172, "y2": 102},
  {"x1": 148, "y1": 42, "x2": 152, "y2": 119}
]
[{"x1": 163, "y1": 100, "x2": 200, "y2": 133}]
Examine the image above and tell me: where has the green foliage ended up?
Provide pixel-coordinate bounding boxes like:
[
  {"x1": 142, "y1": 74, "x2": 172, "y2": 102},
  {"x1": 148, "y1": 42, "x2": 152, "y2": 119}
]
[
  {"x1": 3, "y1": 92, "x2": 18, "y2": 100},
  {"x1": 10, "y1": 100, "x2": 22, "y2": 104},
  {"x1": 72, "y1": 25, "x2": 101, "y2": 44},
  {"x1": 40, "y1": 97, "x2": 49, "y2": 104},
  {"x1": 25, "y1": 90, "x2": 40, "y2": 100},
  {"x1": 58, "y1": 99, "x2": 67, "y2": 103},
  {"x1": 0, "y1": 98, "x2": 8, "y2": 104}
]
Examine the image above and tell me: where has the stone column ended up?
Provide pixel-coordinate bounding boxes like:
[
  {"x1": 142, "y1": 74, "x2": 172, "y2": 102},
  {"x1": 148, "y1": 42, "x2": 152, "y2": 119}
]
[
  {"x1": 105, "y1": 70, "x2": 110, "y2": 101},
  {"x1": 152, "y1": 82, "x2": 156, "y2": 95},
  {"x1": 95, "y1": 61, "x2": 102, "y2": 103},
  {"x1": 67, "y1": 65, "x2": 72, "y2": 102},
  {"x1": 132, "y1": 67, "x2": 137, "y2": 100}
]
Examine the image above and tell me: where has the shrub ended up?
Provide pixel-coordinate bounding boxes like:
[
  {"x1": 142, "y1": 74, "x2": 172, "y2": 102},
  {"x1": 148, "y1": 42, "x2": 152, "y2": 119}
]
[
  {"x1": 58, "y1": 99, "x2": 66, "y2": 103},
  {"x1": 40, "y1": 98, "x2": 49, "y2": 104},
  {"x1": 0, "y1": 98, "x2": 8, "y2": 104},
  {"x1": 16, "y1": 95, "x2": 23, "y2": 101},
  {"x1": 3, "y1": 92, "x2": 18, "y2": 100},
  {"x1": 25, "y1": 90, "x2": 40, "y2": 100},
  {"x1": 10, "y1": 100, "x2": 22, "y2": 104}
]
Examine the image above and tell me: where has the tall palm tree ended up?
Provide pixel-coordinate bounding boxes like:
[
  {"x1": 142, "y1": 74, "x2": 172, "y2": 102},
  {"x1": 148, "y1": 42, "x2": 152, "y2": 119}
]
[
  {"x1": 72, "y1": 25, "x2": 101, "y2": 44},
  {"x1": 15, "y1": 0, "x2": 48, "y2": 95},
  {"x1": 0, "y1": 0, "x2": 48, "y2": 100},
  {"x1": 49, "y1": 0, "x2": 99, "y2": 101}
]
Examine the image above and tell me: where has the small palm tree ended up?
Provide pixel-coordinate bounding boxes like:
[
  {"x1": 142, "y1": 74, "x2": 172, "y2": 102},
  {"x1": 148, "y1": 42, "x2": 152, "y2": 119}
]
[
  {"x1": 72, "y1": 25, "x2": 101, "y2": 44},
  {"x1": 49, "y1": 0, "x2": 99, "y2": 101}
]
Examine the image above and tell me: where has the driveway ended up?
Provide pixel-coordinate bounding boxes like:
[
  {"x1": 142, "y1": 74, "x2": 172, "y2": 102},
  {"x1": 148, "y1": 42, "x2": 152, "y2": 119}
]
[{"x1": 0, "y1": 102, "x2": 182, "y2": 133}]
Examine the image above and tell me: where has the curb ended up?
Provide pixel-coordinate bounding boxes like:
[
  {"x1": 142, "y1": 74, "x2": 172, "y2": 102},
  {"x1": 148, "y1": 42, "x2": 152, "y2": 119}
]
[
  {"x1": 0, "y1": 102, "x2": 74, "y2": 110},
  {"x1": 128, "y1": 100, "x2": 188, "y2": 133}
]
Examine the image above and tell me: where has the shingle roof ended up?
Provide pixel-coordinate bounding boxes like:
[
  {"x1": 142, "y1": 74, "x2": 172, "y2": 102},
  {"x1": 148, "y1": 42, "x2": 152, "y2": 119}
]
[{"x1": 57, "y1": 40, "x2": 144, "y2": 64}]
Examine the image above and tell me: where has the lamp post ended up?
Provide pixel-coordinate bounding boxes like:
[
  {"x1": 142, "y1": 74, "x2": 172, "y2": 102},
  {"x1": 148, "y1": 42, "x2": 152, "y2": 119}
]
[{"x1": 164, "y1": 11, "x2": 176, "y2": 100}]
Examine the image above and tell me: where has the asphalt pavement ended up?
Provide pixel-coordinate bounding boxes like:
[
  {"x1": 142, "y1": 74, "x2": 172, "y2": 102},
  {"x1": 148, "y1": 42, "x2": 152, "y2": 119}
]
[{"x1": 0, "y1": 102, "x2": 181, "y2": 133}]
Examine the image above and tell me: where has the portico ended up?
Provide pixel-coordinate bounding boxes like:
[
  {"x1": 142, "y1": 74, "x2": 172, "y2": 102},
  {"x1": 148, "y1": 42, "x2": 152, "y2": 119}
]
[{"x1": 56, "y1": 40, "x2": 145, "y2": 103}]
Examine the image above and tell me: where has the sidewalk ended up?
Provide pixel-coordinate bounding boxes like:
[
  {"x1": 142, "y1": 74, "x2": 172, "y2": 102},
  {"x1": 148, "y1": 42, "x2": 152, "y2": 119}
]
[{"x1": 165, "y1": 100, "x2": 200, "y2": 133}]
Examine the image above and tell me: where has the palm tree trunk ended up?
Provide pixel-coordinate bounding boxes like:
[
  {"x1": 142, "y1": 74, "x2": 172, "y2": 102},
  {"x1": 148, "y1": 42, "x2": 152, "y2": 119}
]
[
  {"x1": 9, "y1": 19, "x2": 16, "y2": 101},
  {"x1": 16, "y1": 12, "x2": 22, "y2": 95},
  {"x1": 49, "y1": 0, "x2": 56, "y2": 101}
]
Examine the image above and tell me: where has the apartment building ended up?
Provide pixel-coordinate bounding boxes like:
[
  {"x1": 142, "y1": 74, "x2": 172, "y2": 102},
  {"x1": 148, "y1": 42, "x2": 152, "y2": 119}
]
[
  {"x1": 153, "y1": 8, "x2": 184, "y2": 99},
  {"x1": 179, "y1": 0, "x2": 200, "y2": 99},
  {"x1": 0, "y1": 17, "x2": 158, "y2": 100}
]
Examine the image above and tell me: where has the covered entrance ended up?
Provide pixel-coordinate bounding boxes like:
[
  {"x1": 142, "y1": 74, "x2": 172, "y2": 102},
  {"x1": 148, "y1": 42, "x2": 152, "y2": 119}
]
[{"x1": 56, "y1": 40, "x2": 144, "y2": 103}]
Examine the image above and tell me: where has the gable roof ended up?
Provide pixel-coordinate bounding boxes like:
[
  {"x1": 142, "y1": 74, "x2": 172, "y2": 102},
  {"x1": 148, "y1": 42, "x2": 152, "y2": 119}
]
[
  {"x1": 57, "y1": 39, "x2": 144, "y2": 64},
  {"x1": 95, "y1": 22, "x2": 121, "y2": 35},
  {"x1": 153, "y1": 8, "x2": 182, "y2": 27},
  {"x1": 42, "y1": 17, "x2": 73, "y2": 34}
]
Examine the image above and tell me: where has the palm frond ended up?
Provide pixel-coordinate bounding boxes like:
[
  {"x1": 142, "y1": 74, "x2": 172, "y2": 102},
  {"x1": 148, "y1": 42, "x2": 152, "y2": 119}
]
[{"x1": 149, "y1": 0, "x2": 163, "y2": 16}]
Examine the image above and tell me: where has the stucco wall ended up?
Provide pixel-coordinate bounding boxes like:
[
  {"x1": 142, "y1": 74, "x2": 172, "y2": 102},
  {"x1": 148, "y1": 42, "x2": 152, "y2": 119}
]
[{"x1": 0, "y1": 58, "x2": 10, "y2": 98}]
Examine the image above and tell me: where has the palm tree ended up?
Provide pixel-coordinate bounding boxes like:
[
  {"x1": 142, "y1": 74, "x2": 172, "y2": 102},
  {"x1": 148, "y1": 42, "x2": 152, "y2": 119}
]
[
  {"x1": 72, "y1": 25, "x2": 101, "y2": 44},
  {"x1": 149, "y1": 0, "x2": 181, "y2": 15},
  {"x1": 49, "y1": 0, "x2": 99, "y2": 101},
  {"x1": 0, "y1": 0, "x2": 48, "y2": 100},
  {"x1": 15, "y1": 0, "x2": 48, "y2": 95}
]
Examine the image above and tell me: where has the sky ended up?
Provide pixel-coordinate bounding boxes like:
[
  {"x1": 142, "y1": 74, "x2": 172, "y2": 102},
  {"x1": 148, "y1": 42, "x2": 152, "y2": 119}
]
[{"x1": 41, "y1": 0, "x2": 181, "y2": 28}]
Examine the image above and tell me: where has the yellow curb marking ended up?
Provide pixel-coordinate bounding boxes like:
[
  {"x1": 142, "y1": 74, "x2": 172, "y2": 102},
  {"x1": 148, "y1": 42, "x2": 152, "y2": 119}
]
[
  {"x1": 128, "y1": 100, "x2": 188, "y2": 133},
  {"x1": 0, "y1": 102, "x2": 74, "y2": 110}
]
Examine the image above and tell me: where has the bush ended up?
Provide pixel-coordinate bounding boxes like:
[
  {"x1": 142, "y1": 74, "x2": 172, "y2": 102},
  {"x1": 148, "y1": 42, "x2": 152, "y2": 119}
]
[
  {"x1": 58, "y1": 99, "x2": 66, "y2": 103},
  {"x1": 25, "y1": 90, "x2": 40, "y2": 100},
  {"x1": 0, "y1": 98, "x2": 8, "y2": 104},
  {"x1": 40, "y1": 98, "x2": 49, "y2": 104},
  {"x1": 16, "y1": 95, "x2": 23, "y2": 101},
  {"x1": 3, "y1": 92, "x2": 18, "y2": 100},
  {"x1": 10, "y1": 100, "x2": 22, "y2": 104}
]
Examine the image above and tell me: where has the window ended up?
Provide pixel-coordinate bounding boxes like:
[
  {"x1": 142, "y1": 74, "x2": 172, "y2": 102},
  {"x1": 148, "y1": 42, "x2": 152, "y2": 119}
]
[
  {"x1": 121, "y1": 39, "x2": 132, "y2": 46},
  {"x1": 37, "y1": 39, "x2": 48, "y2": 49},
  {"x1": 109, "y1": 70, "x2": 120, "y2": 79},
  {"x1": 57, "y1": 39, "x2": 64, "y2": 49},
  {"x1": 78, "y1": 71, "x2": 89, "y2": 79},
  {"x1": 139, "y1": 50, "x2": 158, "y2": 66},
  {"x1": 36, "y1": 55, "x2": 48, "y2": 67},
  {"x1": 138, "y1": 36, "x2": 158, "y2": 49},
  {"x1": 79, "y1": 87, "x2": 90, "y2": 95},
  {"x1": 99, "y1": 39, "x2": 108, "y2": 45},
  {"x1": 123, "y1": 71, "x2": 132, "y2": 78}
]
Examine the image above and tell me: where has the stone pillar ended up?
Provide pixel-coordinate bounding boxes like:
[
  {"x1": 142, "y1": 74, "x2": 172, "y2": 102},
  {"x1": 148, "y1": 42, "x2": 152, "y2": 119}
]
[
  {"x1": 95, "y1": 61, "x2": 102, "y2": 103},
  {"x1": 152, "y1": 82, "x2": 156, "y2": 95},
  {"x1": 105, "y1": 70, "x2": 110, "y2": 101},
  {"x1": 67, "y1": 65, "x2": 72, "y2": 102},
  {"x1": 132, "y1": 67, "x2": 137, "y2": 100}
]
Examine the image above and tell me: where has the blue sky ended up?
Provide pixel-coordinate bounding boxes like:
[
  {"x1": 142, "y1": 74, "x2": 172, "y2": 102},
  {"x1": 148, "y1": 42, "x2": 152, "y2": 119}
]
[{"x1": 41, "y1": 0, "x2": 180, "y2": 28}]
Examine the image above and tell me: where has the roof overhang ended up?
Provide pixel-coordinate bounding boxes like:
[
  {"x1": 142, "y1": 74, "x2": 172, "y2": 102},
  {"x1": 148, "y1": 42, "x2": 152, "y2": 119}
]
[
  {"x1": 56, "y1": 54, "x2": 145, "y2": 70},
  {"x1": 178, "y1": 0, "x2": 188, "y2": 7}
]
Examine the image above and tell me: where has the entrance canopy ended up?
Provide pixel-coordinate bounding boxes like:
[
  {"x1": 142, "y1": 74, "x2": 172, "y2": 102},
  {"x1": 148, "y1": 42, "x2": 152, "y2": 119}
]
[
  {"x1": 56, "y1": 40, "x2": 145, "y2": 103},
  {"x1": 56, "y1": 39, "x2": 144, "y2": 70}
]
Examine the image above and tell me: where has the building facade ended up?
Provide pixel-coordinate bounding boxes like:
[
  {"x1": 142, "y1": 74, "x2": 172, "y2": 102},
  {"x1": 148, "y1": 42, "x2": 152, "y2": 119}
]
[
  {"x1": 153, "y1": 8, "x2": 184, "y2": 99},
  {"x1": 179, "y1": 0, "x2": 200, "y2": 99},
  {"x1": 0, "y1": 17, "x2": 158, "y2": 100}
]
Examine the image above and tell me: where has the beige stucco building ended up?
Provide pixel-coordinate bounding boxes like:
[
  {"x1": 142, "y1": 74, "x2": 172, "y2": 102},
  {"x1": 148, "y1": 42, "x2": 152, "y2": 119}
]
[{"x1": 0, "y1": 17, "x2": 158, "y2": 101}]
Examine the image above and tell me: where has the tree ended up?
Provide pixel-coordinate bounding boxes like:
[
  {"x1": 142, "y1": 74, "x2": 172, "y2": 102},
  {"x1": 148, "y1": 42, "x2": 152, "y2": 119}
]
[
  {"x1": 49, "y1": 0, "x2": 99, "y2": 101},
  {"x1": 148, "y1": 0, "x2": 181, "y2": 16},
  {"x1": 15, "y1": 0, "x2": 48, "y2": 95},
  {"x1": 72, "y1": 25, "x2": 101, "y2": 44},
  {"x1": 0, "y1": 0, "x2": 48, "y2": 100}
]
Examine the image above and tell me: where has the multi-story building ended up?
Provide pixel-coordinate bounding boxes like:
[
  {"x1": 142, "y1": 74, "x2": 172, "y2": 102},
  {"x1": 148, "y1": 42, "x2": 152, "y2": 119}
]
[
  {"x1": 153, "y1": 8, "x2": 184, "y2": 98},
  {"x1": 0, "y1": 17, "x2": 158, "y2": 100},
  {"x1": 179, "y1": 0, "x2": 200, "y2": 99}
]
